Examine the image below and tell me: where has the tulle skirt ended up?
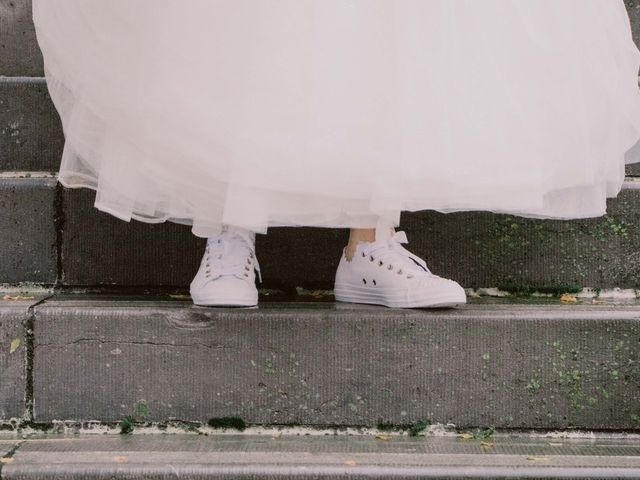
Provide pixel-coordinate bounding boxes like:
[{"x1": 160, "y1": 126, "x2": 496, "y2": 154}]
[{"x1": 32, "y1": 0, "x2": 640, "y2": 237}]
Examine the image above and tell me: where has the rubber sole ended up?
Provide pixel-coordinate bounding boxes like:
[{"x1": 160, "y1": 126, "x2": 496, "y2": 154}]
[
  {"x1": 191, "y1": 294, "x2": 258, "y2": 307},
  {"x1": 334, "y1": 283, "x2": 466, "y2": 309}
]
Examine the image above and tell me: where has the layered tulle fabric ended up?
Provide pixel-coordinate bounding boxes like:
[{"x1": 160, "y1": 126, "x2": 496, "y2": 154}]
[{"x1": 33, "y1": 0, "x2": 640, "y2": 237}]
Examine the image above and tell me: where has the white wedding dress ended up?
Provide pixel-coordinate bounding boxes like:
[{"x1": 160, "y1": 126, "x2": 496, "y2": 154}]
[{"x1": 32, "y1": 0, "x2": 640, "y2": 237}]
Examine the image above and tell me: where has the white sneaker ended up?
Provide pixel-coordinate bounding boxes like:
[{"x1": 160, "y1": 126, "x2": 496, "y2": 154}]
[
  {"x1": 334, "y1": 230, "x2": 466, "y2": 308},
  {"x1": 190, "y1": 227, "x2": 261, "y2": 307}
]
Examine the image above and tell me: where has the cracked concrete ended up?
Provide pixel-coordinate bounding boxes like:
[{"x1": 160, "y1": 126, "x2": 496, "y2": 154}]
[{"x1": 19, "y1": 295, "x2": 640, "y2": 430}]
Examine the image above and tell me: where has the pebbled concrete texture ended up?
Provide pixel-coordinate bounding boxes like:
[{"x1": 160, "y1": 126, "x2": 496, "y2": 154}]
[
  {"x1": 61, "y1": 189, "x2": 205, "y2": 288},
  {"x1": 0, "y1": 0, "x2": 42, "y2": 77},
  {"x1": 0, "y1": 178, "x2": 57, "y2": 285},
  {"x1": 2, "y1": 434, "x2": 640, "y2": 480},
  {"x1": 0, "y1": 298, "x2": 36, "y2": 421},
  {"x1": 0, "y1": 78, "x2": 64, "y2": 171},
  {"x1": 31, "y1": 298, "x2": 640, "y2": 430},
  {"x1": 60, "y1": 186, "x2": 640, "y2": 291}
]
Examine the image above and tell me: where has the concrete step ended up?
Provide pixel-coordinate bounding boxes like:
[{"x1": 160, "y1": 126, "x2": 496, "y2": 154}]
[
  {"x1": 1, "y1": 433, "x2": 639, "y2": 479},
  {"x1": 1, "y1": 294, "x2": 638, "y2": 430},
  {"x1": 4, "y1": 176, "x2": 640, "y2": 291}
]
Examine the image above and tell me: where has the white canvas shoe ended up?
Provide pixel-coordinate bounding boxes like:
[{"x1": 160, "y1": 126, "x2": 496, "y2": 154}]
[
  {"x1": 190, "y1": 227, "x2": 261, "y2": 307},
  {"x1": 334, "y1": 230, "x2": 466, "y2": 309}
]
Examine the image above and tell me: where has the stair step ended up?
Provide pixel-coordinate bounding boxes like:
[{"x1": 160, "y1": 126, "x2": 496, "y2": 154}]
[
  {"x1": 0, "y1": 177, "x2": 57, "y2": 285},
  {"x1": 0, "y1": 0, "x2": 44, "y2": 77},
  {"x1": 0, "y1": 78, "x2": 63, "y2": 171},
  {"x1": 1, "y1": 433, "x2": 639, "y2": 479},
  {"x1": 4, "y1": 178, "x2": 640, "y2": 290},
  {"x1": 60, "y1": 184, "x2": 640, "y2": 291},
  {"x1": 1, "y1": 294, "x2": 638, "y2": 430}
]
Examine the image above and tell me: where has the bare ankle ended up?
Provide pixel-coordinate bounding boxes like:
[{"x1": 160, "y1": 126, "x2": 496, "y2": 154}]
[{"x1": 345, "y1": 228, "x2": 376, "y2": 261}]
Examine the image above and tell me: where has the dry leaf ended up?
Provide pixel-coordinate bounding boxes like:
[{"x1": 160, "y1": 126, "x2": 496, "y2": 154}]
[
  {"x1": 527, "y1": 455, "x2": 548, "y2": 462},
  {"x1": 3, "y1": 294, "x2": 35, "y2": 301},
  {"x1": 0, "y1": 457, "x2": 14, "y2": 464},
  {"x1": 9, "y1": 338, "x2": 20, "y2": 353},
  {"x1": 457, "y1": 433, "x2": 474, "y2": 440},
  {"x1": 480, "y1": 441, "x2": 494, "y2": 448},
  {"x1": 344, "y1": 460, "x2": 357, "y2": 466},
  {"x1": 375, "y1": 435, "x2": 393, "y2": 441},
  {"x1": 560, "y1": 293, "x2": 577, "y2": 303}
]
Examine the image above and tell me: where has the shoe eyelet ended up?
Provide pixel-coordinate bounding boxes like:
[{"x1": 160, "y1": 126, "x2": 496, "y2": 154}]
[
  {"x1": 397, "y1": 269, "x2": 403, "y2": 275},
  {"x1": 247, "y1": 258, "x2": 252, "y2": 264},
  {"x1": 388, "y1": 264, "x2": 393, "y2": 270},
  {"x1": 407, "y1": 274, "x2": 414, "y2": 279},
  {"x1": 369, "y1": 256, "x2": 375, "y2": 262},
  {"x1": 361, "y1": 252, "x2": 366, "y2": 257},
  {"x1": 244, "y1": 273, "x2": 249, "y2": 277},
  {"x1": 362, "y1": 278, "x2": 367, "y2": 284},
  {"x1": 205, "y1": 263, "x2": 210, "y2": 267},
  {"x1": 378, "y1": 260, "x2": 383, "y2": 266},
  {"x1": 205, "y1": 269, "x2": 210, "y2": 274},
  {"x1": 249, "y1": 252, "x2": 254, "y2": 258},
  {"x1": 245, "y1": 266, "x2": 250, "y2": 271},
  {"x1": 372, "y1": 279, "x2": 377, "y2": 286}
]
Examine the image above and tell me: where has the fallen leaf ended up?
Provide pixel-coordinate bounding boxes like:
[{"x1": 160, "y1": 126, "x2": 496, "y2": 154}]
[
  {"x1": 9, "y1": 338, "x2": 20, "y2": 353},
  {"x1": 3, "y1": 294, "x2": 35, "y2": 301},
  {"x1": 527, "y1": 455, "x2": 549, "y2": 462},
  {"x1": 375, "y1": 435, "x2": 393, "y2": 441},
  {"x1": 480, "y1": 441, "x2": 494, "y2": 449},
  {"x1": 344, "y1": 460, "x2": 357, "y2": 466},
  {"x1": 0, "y1": 457, "x2": 14, "y2": 464},
  {"x1": 591, "y1": 299, "x2": 607, "y2": 304},
  {"x1": 457, "y1": 433, "x2": 474, "y2": 440},
  {"x1": 560, "y1": 293, "x2": 577, "y2": 303},
  {"x1": 168, "y1": 294, "x2": 191, "y2": 300}
]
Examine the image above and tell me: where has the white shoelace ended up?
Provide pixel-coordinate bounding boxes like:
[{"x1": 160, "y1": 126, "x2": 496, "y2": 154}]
[
  {"x1": 359, "y1": 230, "x2": 433, "y2": 279},
  {"x1": 204, "y1": 231, "x2": 262, "y2": 283}
]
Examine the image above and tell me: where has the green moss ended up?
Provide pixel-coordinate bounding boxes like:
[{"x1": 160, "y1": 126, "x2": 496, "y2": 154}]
[
  {"x1": 526, "y1": 378, "x2": 541, "y2": 395},
  {"x1": 207, "y1": 416, "x2": 247, "y2": 431},
  {"x1": 472, "y1": 426, "x2": 495, "y2": 440},
  {"x1": 376, "y1": 419, "x2": 431, "y2": 435},
  {"x1": 408, "y1": 420, "x2": 431, "y2": 437},
  {"x1": 134, "y1": 401, "x2": 149, "y2": 418},
  {"x1": 119, "y1": 415, "x2": 135, "y2": 435}
]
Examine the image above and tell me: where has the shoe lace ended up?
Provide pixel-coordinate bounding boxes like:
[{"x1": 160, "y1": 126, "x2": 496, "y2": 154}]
[
  {"x1": 204, "y1": 231, "x2": 262, "y2": 283},
  {"x1": 359, "y1": 230, "x2": 433, "y2": 279}
]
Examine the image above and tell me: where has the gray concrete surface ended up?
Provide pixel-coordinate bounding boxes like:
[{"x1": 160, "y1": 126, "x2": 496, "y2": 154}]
[
  {"x1": 0, "y1": 0, "x2": 43, "y2": 77},
  {"x1": 31, "y1": 298, "x2": 640, "y2": 430},
  {"x1": 0, "y1": 299, "x2": 34, "y2": 420},
  {"x1": 3, "y1": 433, "x2": 640, "y2": 479},
  {"x1": 61, "y1": 189, "x2": 205, "y2": 287},
  {"x1": 0, "y1": 178, "x2": 56, "y2": 284},
  {"x1": 0, "y1": 78, "x2": 63, "y2": 171}
]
